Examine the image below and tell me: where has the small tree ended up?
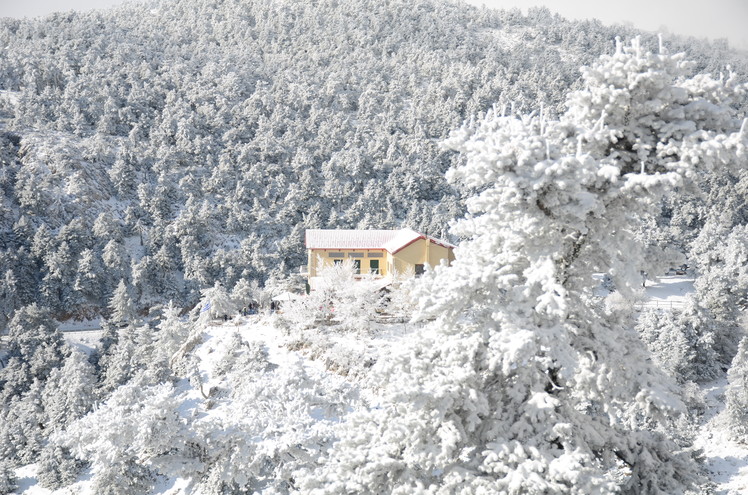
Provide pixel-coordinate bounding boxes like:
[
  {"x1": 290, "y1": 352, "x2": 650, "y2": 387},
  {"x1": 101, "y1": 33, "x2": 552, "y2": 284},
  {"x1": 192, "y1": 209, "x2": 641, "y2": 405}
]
[
  {"x1": 231, "y1": 278, "x2": 259, "y2": 311},
  {"x1": 281, "y1": 258, "x2": 384, "y2": 332},
  {"x1": 109, "y1": 279, "x2": 137, "y2": 325},
  {"x1": 42, "y1": 348, "x2": 97, "y2": 431},
  {"x1": 195, "y1": 281, "x2": 237, "y2": 321},
  {"x1": 725, "y1": 336, "x2": 748, "y2": 442},
  {"x1": 0, "y1": 461, "x2": 17, "y2": 495},
  {"x1": 37, "y1": 444, "x2": 85, "y2": 490}
]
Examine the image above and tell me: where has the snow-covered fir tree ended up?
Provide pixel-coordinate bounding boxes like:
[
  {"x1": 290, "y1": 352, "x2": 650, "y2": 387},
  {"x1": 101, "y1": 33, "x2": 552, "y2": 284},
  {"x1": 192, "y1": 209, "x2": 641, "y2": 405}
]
[
  {"x1": 196, "y1": 281, "x2": 237, "y2": 321},
  {"x1": 108, "y1": 279, "x2": 137, "y2": 325},
  {"x1": 725, "y1": 336, "x2": 748, "y2": 442},
  {"x1": 0, "y1": 461, "x2": 16, "y2": 495}
]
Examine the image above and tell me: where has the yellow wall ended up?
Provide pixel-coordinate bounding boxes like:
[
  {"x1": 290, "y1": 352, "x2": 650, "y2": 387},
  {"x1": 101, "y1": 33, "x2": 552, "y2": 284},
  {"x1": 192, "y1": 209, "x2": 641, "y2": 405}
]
[
  {"x1": 308, "y1": 249, "x2": 387, "y2": 277},
  {"x1": 308, "y1": 240, "x2": 454, "y2": 278},
  {"x1": 427, "y1": 243, "x2": 454, "y2": 267},
  {"x1": 392, "y1": 238, "x2": 426, "y2": 274}
]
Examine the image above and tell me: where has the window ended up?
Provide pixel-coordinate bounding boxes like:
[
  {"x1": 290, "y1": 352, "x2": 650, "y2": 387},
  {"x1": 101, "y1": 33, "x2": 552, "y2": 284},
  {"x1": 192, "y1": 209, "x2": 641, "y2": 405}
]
[
  {"x1": 369, "y1": 259, "x2": 380, "y2": 275},
  {"x1": 328, "y1": 252, "x2": 344, "y2": 258},
  {"x1": 353, "y1": 260, "x2": 361, "y2": 274},
  {"x1": 367, "y1": 252, "x2": 383, "y2": 258},
  {"x1": 347, "y1": 252, "x2": 364, "y2": 258},
  {"x1": 333, "y1": 259, "x2": 343, "y2": 266},
  {"x1": 415, "y1": 264, "x2": 425, "y2": 276}
]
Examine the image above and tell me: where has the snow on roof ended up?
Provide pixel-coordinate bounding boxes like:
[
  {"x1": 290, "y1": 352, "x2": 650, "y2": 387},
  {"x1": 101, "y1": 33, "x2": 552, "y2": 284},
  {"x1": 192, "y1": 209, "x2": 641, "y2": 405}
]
[
  {"x1": 381, "y1": 229, "x2": 422, "y2": 253},
  {"x1": 305, "y1": 229, "x2": 455, "y2": 254}
]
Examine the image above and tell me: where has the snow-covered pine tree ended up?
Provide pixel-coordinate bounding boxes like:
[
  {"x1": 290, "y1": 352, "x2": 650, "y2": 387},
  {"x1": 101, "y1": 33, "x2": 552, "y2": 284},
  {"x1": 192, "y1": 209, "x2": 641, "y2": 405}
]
[
  {"x1": 73, "y1": 248, "x2": 105, "y2": 307},
  {"x1": 301, "y1": 39, "x2": 747, "y2": 494},
  {"x1": 195, "y1": 281, "x2": 237, "y2": 321},
  {"x1": 0, "y1": 269, "x2": 18, "y2": 326},
  {"x1": 0, "y1": 461, "x2": 16, "y2": 495},
  {"x1": 0, "y1": 304, "x2": 67, "y2": 402},
  {"x1": 108, "y1": 279, "x2": 137, "y2": 325},
  {"x1": 36, "y1": 444, "x2": 85, "y2": 490},
  {"x1": 42, "y1": 348, "x2": 97, "y2": 431},
  {"x1": 636, "y1": 308, "x2": 693, "y2": 381},
  {"x1": 140, "y1": 301, "x2": 190, "y2": 380},
  {"x1": 98, "y1": 323, "x2": 140, "y2": 394},
  {"x1": 725, "y1": 336, "x2": 748, "y2": 442},
  {"x1": 636, "y1": 298, "x2": 722, "y2": 383}
]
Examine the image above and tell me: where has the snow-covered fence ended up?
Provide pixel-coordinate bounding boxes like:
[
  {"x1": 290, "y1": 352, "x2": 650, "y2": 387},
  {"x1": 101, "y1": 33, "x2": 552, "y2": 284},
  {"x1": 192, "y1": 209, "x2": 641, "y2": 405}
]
[{"x1": 634, "y1": 300, "x2": 687, "y2": 312}]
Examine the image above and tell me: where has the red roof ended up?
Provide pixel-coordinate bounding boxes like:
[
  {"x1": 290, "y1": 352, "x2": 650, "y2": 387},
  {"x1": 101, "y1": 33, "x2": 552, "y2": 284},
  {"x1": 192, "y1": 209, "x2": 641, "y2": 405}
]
[{"x1": 305, "y1": 229, "x2": 455, "y2": 254}]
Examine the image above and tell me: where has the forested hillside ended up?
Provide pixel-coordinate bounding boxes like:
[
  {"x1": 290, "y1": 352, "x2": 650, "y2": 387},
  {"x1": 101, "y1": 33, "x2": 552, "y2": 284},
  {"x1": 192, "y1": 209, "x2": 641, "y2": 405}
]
[
  {"x1": 3, "y1": 1, "x2": 748, "y2": 494},
  {"x1": 1, "y1": 0, "x2": 745, "y2": 320}
]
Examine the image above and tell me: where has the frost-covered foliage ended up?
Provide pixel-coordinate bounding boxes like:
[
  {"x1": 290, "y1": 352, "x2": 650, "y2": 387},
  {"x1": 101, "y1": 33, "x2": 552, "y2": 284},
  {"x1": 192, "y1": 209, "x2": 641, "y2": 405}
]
[
  {"x1": 196, "y1": 281, "x2": 238, "y2": 320},
  {"x1": 0, "y1": 461, "x2": 16, "y2": 495},
  {"x1": 299, "y1": 40, "x2": 747, "y2": 494},
  {"x1": 0, "y1": 0, "x2": 744, "y2": 322},
  {"x1": 58, "y1": 325, "x2": 356, "y2": 495},
  {"x1": 637, "y1": 300, "x2": 723, "y2": 383},
  {"x1": 60, "y1": 379, "x2": 179, "y2": 494},
  {"x1": 0, "y1": 304, "x2": 70, "y2": 464},
  {"x1": 280, "y1": 258, "x2": 385, "y2": 333},
  {"x1": 193, "y1": 344, "x2": 354, "y2": 494},
  {"x1": 0, "y1": 304, "x2": 67, "y2": 399},
  {"x1": 689, "y1": 224, "x2": 748, "y2": 363},
  {"x1": 725, "y1": 337, "x2": 748, "y2": 442},
  {"x1": 637, "y1": 308, "x2": 694, "y2": 380},
  {"x1": 42, "y1": 348, "x2": 97, "y2": 431},
  {"x1": 108, "y1": 279, "x2": 137, "y2": 325},
  {"x1": 36, "y1": 444, "x2": 86, "y2": 490}
]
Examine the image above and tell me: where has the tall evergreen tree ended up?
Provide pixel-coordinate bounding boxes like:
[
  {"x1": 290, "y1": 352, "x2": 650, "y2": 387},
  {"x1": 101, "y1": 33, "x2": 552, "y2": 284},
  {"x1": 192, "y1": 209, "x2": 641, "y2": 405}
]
[{"x1": 108, "y1": 279, "x2": 137, "y2": 325}]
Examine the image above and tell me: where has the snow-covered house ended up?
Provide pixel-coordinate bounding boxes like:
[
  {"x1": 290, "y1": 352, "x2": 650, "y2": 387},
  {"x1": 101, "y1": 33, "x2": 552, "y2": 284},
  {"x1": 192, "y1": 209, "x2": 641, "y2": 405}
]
[{"x1": 304, "y1": 228, "x2": 455, "y2": 282}]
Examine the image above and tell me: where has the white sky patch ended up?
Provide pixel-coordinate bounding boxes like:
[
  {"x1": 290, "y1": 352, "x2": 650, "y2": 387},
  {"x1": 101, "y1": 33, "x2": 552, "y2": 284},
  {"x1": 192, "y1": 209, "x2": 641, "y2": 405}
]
[
  {"x1": 1, "y1": 0, "x2": 133, "y2": 19},
  {"x1": 465, "y1": 0, "x2": 748, "y2": 51}
]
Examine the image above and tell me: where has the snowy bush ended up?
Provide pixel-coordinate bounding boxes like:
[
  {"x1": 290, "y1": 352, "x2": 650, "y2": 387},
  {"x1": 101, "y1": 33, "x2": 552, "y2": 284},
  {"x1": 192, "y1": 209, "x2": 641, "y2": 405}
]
[
  {"x1": 280, "y1": 258, "x2": 386, "y2": 333},
  {"x1": 214, "y1": 331, "x2": 271, "y2": 377},
  {"x1": 191, "y1": 358, "x2": 356, "y2": 494},
  {"x1": 59, "y1": 379, "x2": 184, "y2": 494},
  {"x1": 0, "y1": 461, "x2": 16, "y2": 495}
]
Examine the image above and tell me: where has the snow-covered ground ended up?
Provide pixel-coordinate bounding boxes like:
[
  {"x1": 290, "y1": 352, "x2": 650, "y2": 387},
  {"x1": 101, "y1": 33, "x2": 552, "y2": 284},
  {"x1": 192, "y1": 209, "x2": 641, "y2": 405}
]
[
  {"x1": 56, "y1": 318, "x2": 101, "y2": 332},
  {"x1": 13, "y1": 277, "x2": 746, "y2": 494},
  {"x1": 635, "y1": 275, "x2": 748, "y2": 494},
  {"x1": 694, "y1": 379, "x2": 748, "y2": 495},
  {"x1": 56, "y1": 318, "x2": 104, "y2": 355},
  {"x1": 638, "y1": 274, "x2": 694, "y2": 310}
]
